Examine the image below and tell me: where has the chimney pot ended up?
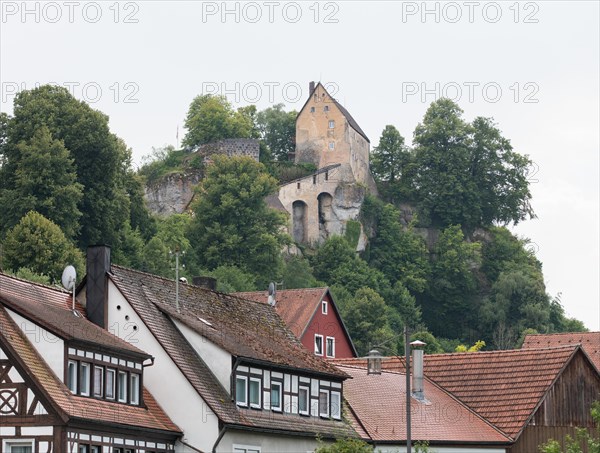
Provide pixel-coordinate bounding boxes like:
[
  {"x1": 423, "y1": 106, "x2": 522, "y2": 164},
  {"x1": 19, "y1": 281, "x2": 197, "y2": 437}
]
[
  {"x1": 86, "y1": 245, "x2": 111, "y2": 329},
  {"x1": 193, "y1": 276, "x2": 217, "y2": 291}
]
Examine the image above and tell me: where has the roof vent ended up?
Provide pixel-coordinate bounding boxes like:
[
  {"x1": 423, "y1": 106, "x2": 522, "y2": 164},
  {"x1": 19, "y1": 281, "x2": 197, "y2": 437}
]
[{"x1": 268, "y1": 282, "x2": 276, "y2": 307}]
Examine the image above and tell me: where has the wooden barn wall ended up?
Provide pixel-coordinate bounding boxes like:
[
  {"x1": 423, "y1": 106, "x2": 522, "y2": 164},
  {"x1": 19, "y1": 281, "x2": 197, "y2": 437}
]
[{"x1": 509, "y1": 351, "x2": 600, "y2": 453}]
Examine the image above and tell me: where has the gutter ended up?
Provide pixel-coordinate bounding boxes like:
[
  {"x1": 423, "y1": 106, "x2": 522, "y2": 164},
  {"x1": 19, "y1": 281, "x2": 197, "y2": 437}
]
[{"x1": 212, "y1": 426, "x2": 228, "y2": 453}]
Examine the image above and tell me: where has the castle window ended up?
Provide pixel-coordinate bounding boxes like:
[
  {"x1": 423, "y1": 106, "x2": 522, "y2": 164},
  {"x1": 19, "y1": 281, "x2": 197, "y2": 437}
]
[
  {"x1": 297, "y1": 182, "x2": 301, "y2": 189},
  {"x1": 325, "y1": 171, "x2": 329, "y2": 181},
  {"x1": 313, "y1": 175, "x2": 317, "y2": 184},
  {"x1": 328, "y1": 120, "x2": 335, "y2": 129},
  {"x1": 328, "y1": 142, "x2": 335, "y2": 150},
  {"x1": 310, "y1": 107, "x2": 315, "y2": 113},
  {"x1": 324, "y1": 105, "x2": 329, "y2": 112}
]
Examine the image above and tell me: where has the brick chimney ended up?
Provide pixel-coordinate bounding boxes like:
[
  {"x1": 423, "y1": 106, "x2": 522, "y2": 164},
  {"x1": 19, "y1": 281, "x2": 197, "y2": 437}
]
[
  {"x1": 309, "y1": 81, "x2": 315, "y2": 94},
  {"x1": 193, "y1": 276, "x2": 217, "y2": 291},
  {"x1": 86, "y1": 245, "x2": 111, "y2": 328}
]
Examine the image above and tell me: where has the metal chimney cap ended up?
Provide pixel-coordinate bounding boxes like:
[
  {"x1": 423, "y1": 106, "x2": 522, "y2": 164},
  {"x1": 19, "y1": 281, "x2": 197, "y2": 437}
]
[{"x1": 410, "y1": 340, "x2": 427, "y2": 347}]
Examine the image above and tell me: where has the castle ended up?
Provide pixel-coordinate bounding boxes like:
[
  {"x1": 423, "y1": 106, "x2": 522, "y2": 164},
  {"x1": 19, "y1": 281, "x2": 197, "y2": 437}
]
[{"x1": 277, "y1": 81, "x2": 376, "y2": 246}]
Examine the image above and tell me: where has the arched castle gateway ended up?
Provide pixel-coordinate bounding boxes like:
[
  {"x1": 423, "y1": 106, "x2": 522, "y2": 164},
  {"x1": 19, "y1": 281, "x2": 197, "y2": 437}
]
[{"x1": 278, "y1": 82, "x2": 377, "y2": 247}]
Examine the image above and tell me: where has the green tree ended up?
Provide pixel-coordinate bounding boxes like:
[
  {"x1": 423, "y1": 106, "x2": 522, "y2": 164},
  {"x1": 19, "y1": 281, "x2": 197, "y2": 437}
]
[
  {"x1": 142, "y1": 237, "x2": 172, "y2": 278},
  {"x1": 0, "y1": 126, "x2": 83, "y2": 240},
  {"x1": 315, "y1": 437, "x2": 372, "y2": 453},
  {"x1": 342, "y1": 287, "x2": 396, "y2": 356},
  {"x1": 256, "y1": 104, "x2": 297, "y2": 161},
  {"x1": 412, "y1": 99, "x2": 534, "y2": 228},
  {"x1": 208, "y1": 265, "x2": 256, "y2": 293},
  {"x1": 182, "y1": 95, "x2": 255, "y2": 147},
  {"x1": 371, "y1": 125, "x2": 407, "y2": 183},
  {"x1": 423, "y1": 225, "x2": 481, "y2": 338},
  {"x1": 282, "y1": 256, "x2": 319, "y2": 289},
  {"x1": 187, "y1": 156, "x2": 289, "y2": 284},
  {"x1": 2, "y1": 211, "x2": 84, "y2": 283},
  {"x1": 5, "y1": 85, "x2": 137, "y2": 252},
  {"x1": 539, "y1": 401, "x2": 600, "y2": 453}
]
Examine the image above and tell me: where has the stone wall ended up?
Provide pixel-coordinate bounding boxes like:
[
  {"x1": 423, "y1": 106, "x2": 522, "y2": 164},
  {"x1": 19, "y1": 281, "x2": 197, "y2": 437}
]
[
  {"x1": 144, "y1": 171, "x2": 201, "y2": 216},
  {"x1": 195, "y1": 138, "x2": 260, "y2": 162}
]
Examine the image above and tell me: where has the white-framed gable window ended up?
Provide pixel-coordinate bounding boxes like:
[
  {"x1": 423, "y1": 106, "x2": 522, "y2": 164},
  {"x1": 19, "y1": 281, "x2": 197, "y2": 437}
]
[
  {"x1": 326, "y1": 336, "x2": 335, "y2": 358},
  {"x1": 314, "y1": 334, "x2": 324, "y2": 355},
  {"x1": 298, "y1": 385, "x2": 310, "y2": 416},
  {"x1": 79, "y1": 362, "x2": 91, "y2": 396},
  {"x1": 236, "y1": 375, "x2": 248, "y2": 406},
  {"x1": 322, "y1": 300, "x2": 328, "y2": 314},
  {"x1": 331, "y1": 391, "x2": 341, "y2": 419},
  {"x1": 249, "y1": 377, "x2": 261, "y2": 408},
  {"x1": 271, "y1": 381, "x2": 282, "y2": 411},
  {"x1": 67, "y1": 360, "x2": 78, "y2": 393},
  {"x1": 233, "y1": 445, "x2": 261, "y2": 453},
  {"x1": 319, "y1": 390, "x2": 329, "y2": 417},
  {"x1": 3, "y1": 441, "x2": 33, "y2": 453}
]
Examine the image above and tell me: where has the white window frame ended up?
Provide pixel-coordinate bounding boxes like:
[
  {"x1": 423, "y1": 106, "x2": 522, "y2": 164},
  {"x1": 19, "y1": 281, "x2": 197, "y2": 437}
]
[
  {"x1": 326, "y1": 336, "x2": 335, "y2": 358},
  {"x1": 331, "y1": 391, "x2": 341, "y2": 419},
  {"x1": 80, "y1": 362, "x2": 91, "y2": 396},
  {"x1": 314, "y1": 334, "x2": 324, "y2": 355},
  {"x1": 328, "y1": 141, "x2": 335, "y2": 150},
  {"x1": 106, "y1": 368, "x2": 116, "y2": 400},
  {"x1": 249, "y1": 377, "x2": 261, "y2": 409},
  {"x1": 270, "y1": 381, "x2": 282, "y2": 411},
  {"x1": 236, "y1": 375, "x2": 248, "y2": 407},
  {"x1": 298, "y1": 385, "x2": 310, "y2": 416},
  {"x1": 319, "y1": 389, "x2": 330, "y2": 417},
  {"x1": 3, "y1": 441, "x2": 34, "y2": 453},
  {"x1": 130, "y1": 373, "x2": 140, "y2": 405},
  {"x1": 93, "y1": 365, "x2": 104, "y2": 398},
  {"x1": 322, "y1": 300, "x2": 328, "y2": 314},
  {"x1": 233, "y1": 445, "x2": 261, "y2": 453},
  {"x1": 328, "y1": 120, "x2": 335, "y2": 129},
  {"x1": 117, "y1": 370, "x2": 128, "y2": 403},
  {"x1": 67, "y1": 360, "x2": 78, "y2": 393}
]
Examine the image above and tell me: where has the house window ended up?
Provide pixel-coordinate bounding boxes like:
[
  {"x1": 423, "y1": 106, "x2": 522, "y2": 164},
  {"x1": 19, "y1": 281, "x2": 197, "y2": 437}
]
[
  {"x1": 93, "y1": 366, "x2": 104, "y2": 397},
  {"x1": 236, "y1": 375, "x2": 248, "y2": 406},
  {"x1": 249, "y1": 377, "x2": 261, "y2": 408},
  {"x1": 326, "y1": 337, "x2": 335, "y2": 358},
  {"x1": 130, "y1": 373, "x2": 140, "y2": 405},
  {"x1": 233, "y1": 446, "x2": 261, "y2": 453},
  {"x1": 298, "y1": 386, "x2": 309, "y2": 415},
  {"x1": 322, "y1": 300, "x2": 328, "y2": 314},
  {"x1": 324, "y1": 105, "x2": 329, "y2": 112},
  {"x1": 90, "y1": 448, "x2": 101, "y2": 453},
  {"x1": 80, "y1": 362, "x2": 91, "y2": 396},
  {"x1": 314, "y1": 334, "x2": 324, "y2": 355},
  {"x1": 331, "y1": 391, "x2": 341, "y2": 419},
  {"x1": 4, "y1": 442, "x2": 33, "y2": 453},
  {"x1": 117, "y1": 370, "x2": 128, "y2": 403},
  {"x1": 319, "y1": 390, "x2": 329, "y2": 417},
  {"x1": 67, "y1": 360, "x2": 78, "y2": 393},
  {"x1": 328, "y1": 142, "x2": 335, "y2": 150},
  {"x1": 310, "y1": 106, "x2": 315, "y2": 113},
  {"x1": 106, "y1": 368, "x2": 116, "y2": 399},
  {"x1": 271, "y1": 381, "x2": 282, "y2": 411},
  {"x1": 328, "y1": 120, "x2": 335, "y2": 129}
]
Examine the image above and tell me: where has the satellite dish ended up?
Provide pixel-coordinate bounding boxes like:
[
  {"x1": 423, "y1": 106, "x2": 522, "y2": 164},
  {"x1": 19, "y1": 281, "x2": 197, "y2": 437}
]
[
  {"x1": 267, "y1": 282, "x2": 276, "y2": 307},
  {"x1": 61, "y1": 265, "x2": 77, "y2": 291}
]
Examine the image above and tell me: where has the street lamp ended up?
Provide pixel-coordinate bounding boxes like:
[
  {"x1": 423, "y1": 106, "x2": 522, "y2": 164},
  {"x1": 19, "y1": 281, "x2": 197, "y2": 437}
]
[{"x1": 365, "y1": 326, "x2": 417, "y2": 453}]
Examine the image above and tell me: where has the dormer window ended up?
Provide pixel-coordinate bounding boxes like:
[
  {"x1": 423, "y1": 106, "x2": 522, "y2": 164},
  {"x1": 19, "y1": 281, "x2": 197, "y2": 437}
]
[
  {"x1": 236, "y1": 375, "x2": 248, "y2": 406},
  {"x1": 130, "y1": 373, "x2": 140, "y2": 405},
  {"x1": 271, "y1": 382, "x2": 282, "y2": 411},
  {"x1": 319, "y1": 390, "x2": 329, "y2": 417},
  {"x1": 106, "y1": 368, "x2": 116, "y2": 399},
  {"x1": 117, "y1": 371, "x2": 128, "y2": 403},
  {"x1": 67, "y1": 360, "x2": 78, "y2": 393}
]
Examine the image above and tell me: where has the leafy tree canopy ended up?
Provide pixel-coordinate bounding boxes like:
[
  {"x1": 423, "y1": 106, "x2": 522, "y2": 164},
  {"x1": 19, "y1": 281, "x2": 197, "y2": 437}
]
[{"x1": 256, "y1": 104, "x2": 297, "y2": 161}]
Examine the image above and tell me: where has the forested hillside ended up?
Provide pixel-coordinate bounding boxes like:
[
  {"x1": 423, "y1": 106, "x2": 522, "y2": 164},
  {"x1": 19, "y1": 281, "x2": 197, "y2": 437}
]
[{"x1": 0, "y1": 86, "x2": 586, "y2": 355}]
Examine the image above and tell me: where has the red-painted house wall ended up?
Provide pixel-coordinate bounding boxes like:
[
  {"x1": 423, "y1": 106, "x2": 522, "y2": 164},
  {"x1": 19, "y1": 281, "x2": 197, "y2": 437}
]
[{"x1": 300, "y1": 293, "x2": 356, "y2": 358}]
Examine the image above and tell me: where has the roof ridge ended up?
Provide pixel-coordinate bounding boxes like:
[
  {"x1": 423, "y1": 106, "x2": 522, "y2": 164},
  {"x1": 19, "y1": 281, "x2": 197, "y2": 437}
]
[
  {"x1": 425, "y1": 344, "x2": 579, "y2": 358},
  {"x1": 0, "y1": 271, "x2": 69, "y2": 294}
]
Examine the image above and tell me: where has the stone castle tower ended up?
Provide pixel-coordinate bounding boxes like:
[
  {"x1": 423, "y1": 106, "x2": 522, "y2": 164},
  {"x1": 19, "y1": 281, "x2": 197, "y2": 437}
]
[{"x1": 278, "y1": 82, "x2": 376, "y2": 246}]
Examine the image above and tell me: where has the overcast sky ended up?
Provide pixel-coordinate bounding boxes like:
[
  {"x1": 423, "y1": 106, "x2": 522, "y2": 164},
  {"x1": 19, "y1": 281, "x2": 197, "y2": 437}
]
[{"x1": 1, "y1": 1, "x2": 598, "y2": 330}]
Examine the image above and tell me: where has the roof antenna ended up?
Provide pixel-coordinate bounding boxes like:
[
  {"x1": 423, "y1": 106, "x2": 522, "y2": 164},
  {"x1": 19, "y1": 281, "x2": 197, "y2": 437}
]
[
  {"x1": 268, "y1": 282, "x2": 277, "y2": 307},
  {"x1": 170, "y1": 248, "x2": 185, "y2": 313},
  {"x1": 61, "y1": 265, "x2": 77, "y2": 312}
]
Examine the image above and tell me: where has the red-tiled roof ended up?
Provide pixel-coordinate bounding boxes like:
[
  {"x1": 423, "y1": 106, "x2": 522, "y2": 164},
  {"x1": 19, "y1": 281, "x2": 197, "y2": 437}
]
[
  {"x1": 523, "y1": 332, "x2": 600, "y2": 371},
  {"x1": 334, "y1": 345, "x2": 582, "y2": 438},
  {"x1": 0, "y1": 273, "x2": 149, "y2": 358},
  {"x1": 337, "y1": 365, "x2": 510, "y2": 444},
  {"x1": 0, "y1": 305, "x2": 181, "y2": 434},
  {"x1": 235, "y1": 287, "x2": 328, "y2": 337},
  {"x1": 109, "y1": 266, "x2": 355, "y2": 438}
]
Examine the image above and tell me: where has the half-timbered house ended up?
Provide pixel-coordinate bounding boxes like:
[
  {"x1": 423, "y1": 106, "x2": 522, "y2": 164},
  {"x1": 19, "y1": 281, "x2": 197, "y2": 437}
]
[{"x1": 0, "y1": 272, "x2": 181, "y2": 452}]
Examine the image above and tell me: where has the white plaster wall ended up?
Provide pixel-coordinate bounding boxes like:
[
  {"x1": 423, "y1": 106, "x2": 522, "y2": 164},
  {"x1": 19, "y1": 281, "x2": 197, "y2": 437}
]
[
  {"x1": 217, "y1": 429, "x2": 321, "y2": 453},
  {"x1": 106, "y1": 282, "x2": 220, "y2": 452},
  {"x1": 173, "y1": 318, "x2": 232, "y2": 392},
  {"x1": 6, "y1": 308, "x2": 64, "y2": 380}
]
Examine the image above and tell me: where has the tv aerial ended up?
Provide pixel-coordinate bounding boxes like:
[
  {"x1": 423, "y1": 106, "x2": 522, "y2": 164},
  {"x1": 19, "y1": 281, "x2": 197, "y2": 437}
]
[{"x1": 61, "y1": 265, "x2": 77, "y2": 311}]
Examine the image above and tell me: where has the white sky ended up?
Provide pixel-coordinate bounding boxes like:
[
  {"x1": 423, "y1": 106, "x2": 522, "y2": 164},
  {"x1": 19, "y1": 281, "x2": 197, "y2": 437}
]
[{"x1": 1, "y1": 1, "x2": 598, "y2": 330}]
